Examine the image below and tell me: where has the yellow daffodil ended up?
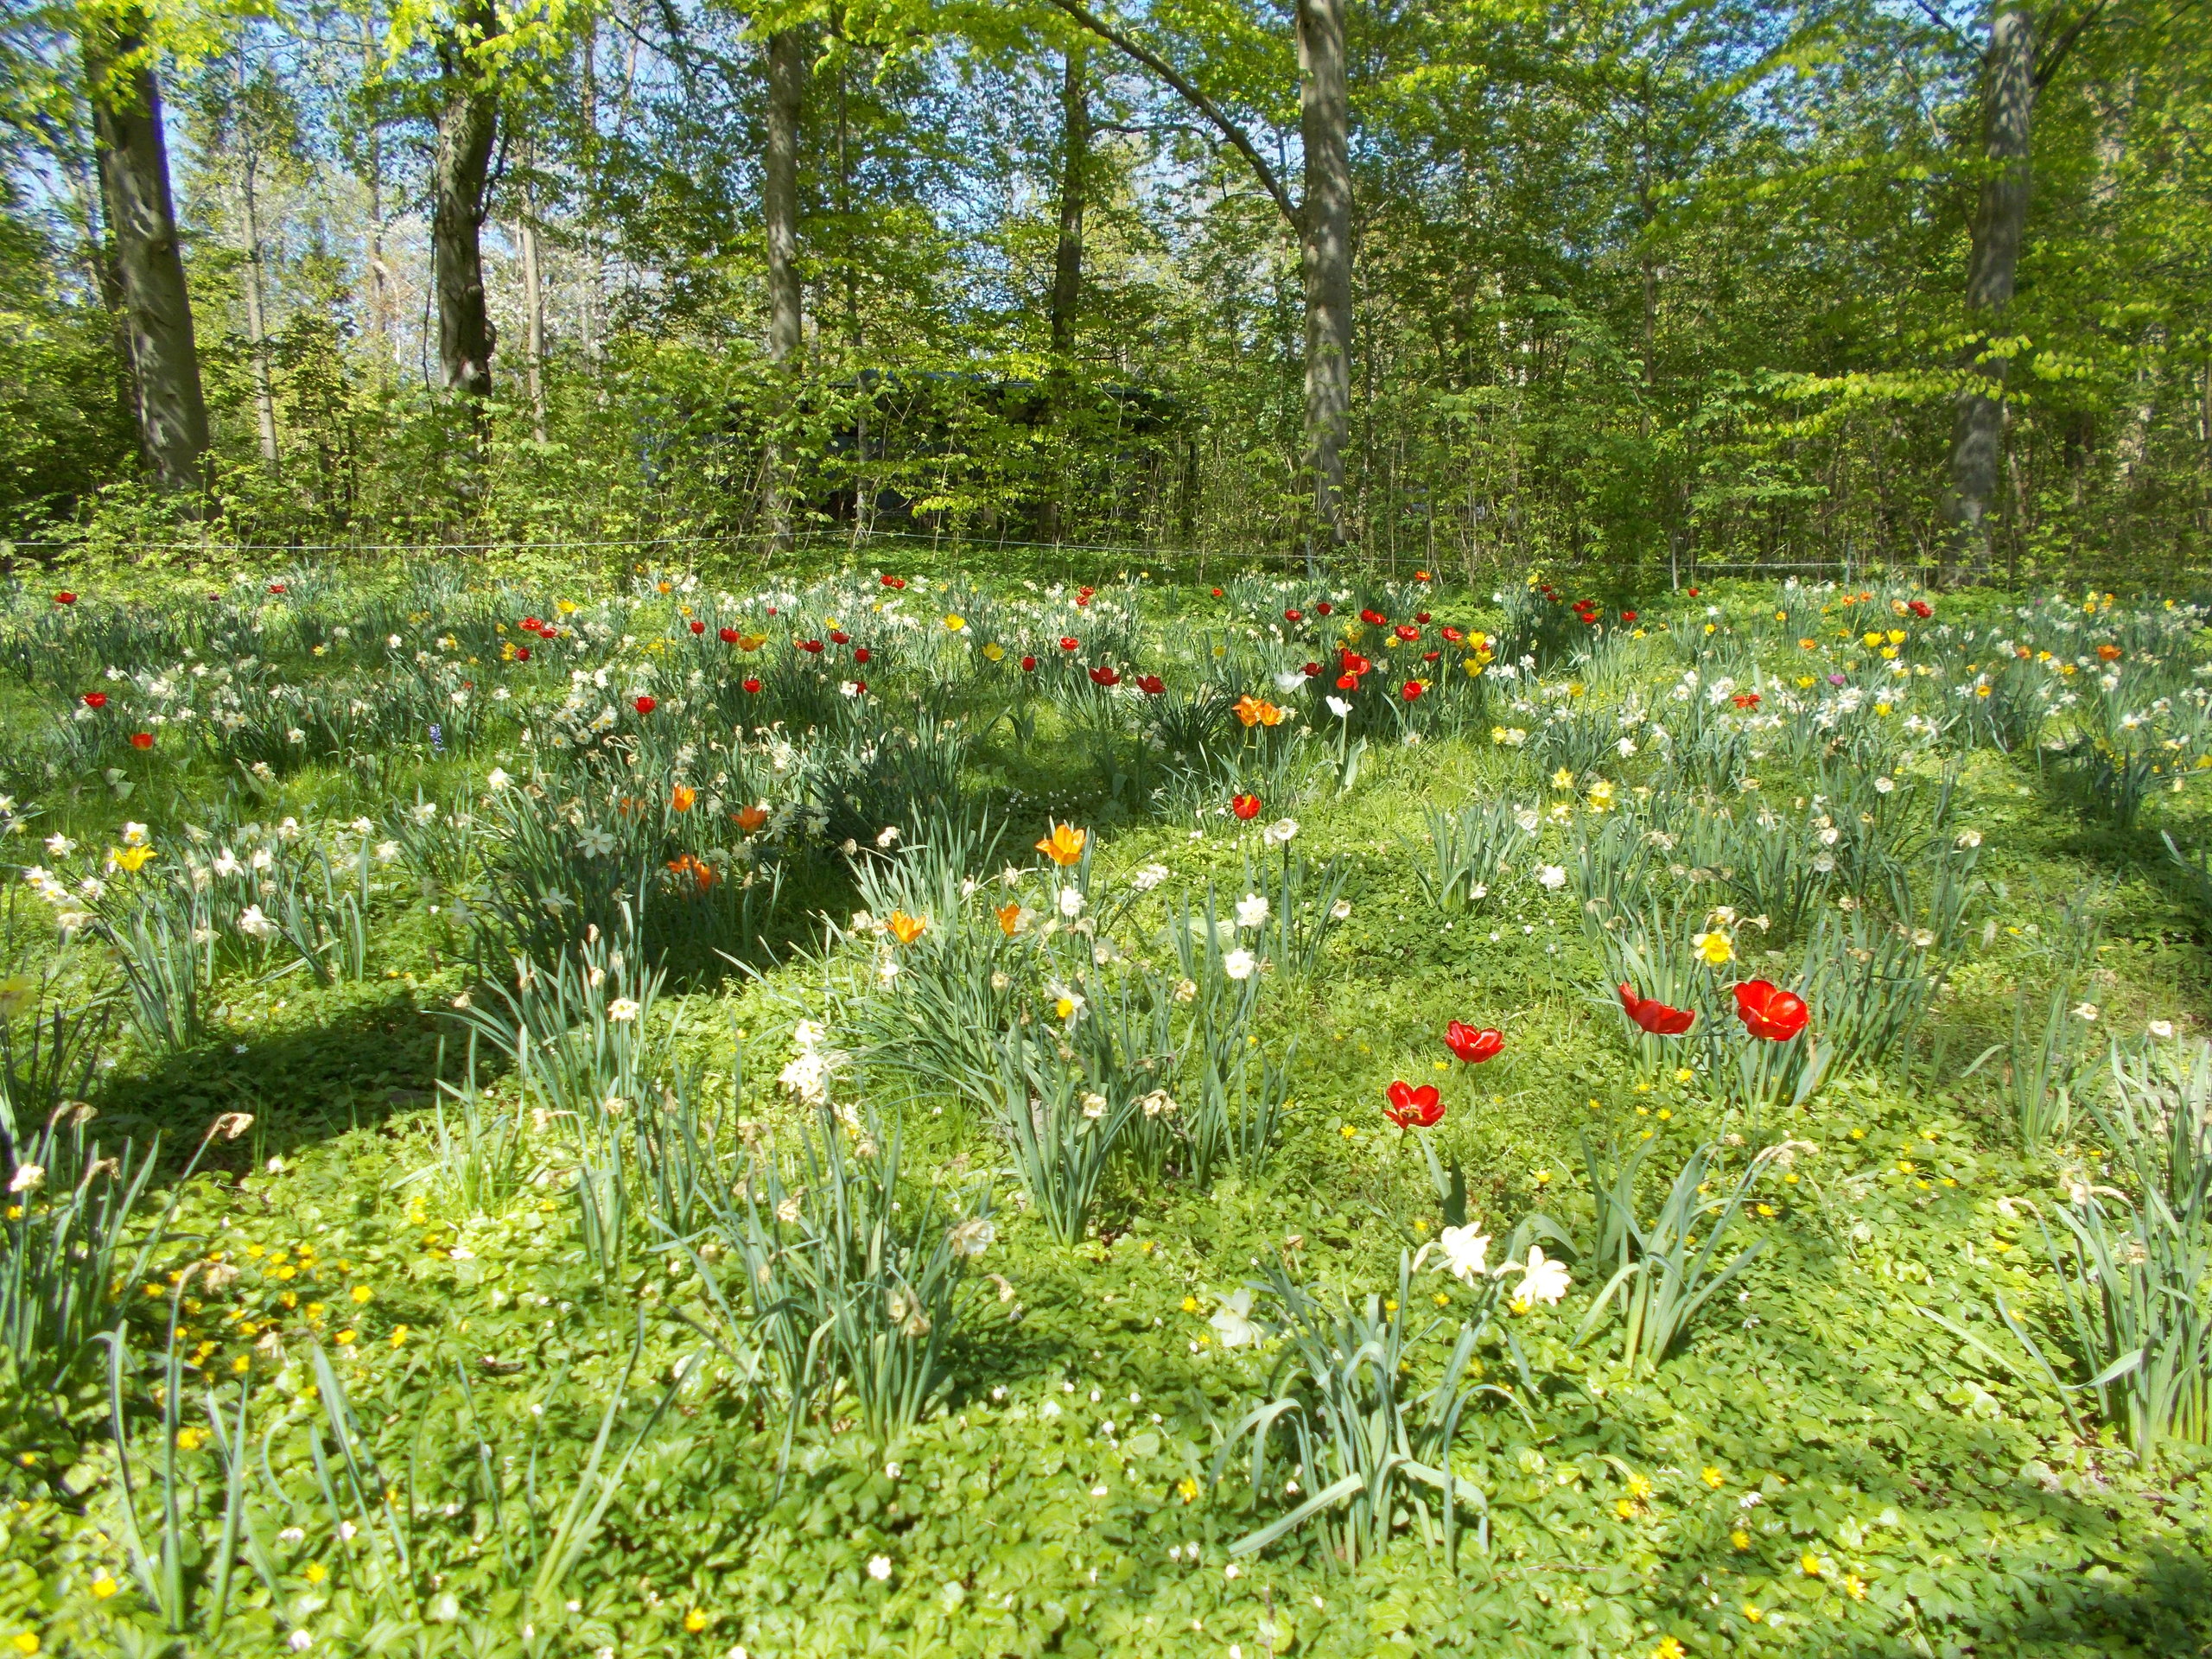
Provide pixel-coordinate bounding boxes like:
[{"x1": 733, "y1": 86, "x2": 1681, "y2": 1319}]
[
  {"x1": 1693, "y1": 931, "x2": 1733, "y2": 965},
  {"x1": 943, "y1": 613, "x2": 966, "y2": 632}
]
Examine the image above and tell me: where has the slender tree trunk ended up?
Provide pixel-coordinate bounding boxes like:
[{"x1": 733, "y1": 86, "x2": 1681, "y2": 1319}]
[
  {"x1": 360, "y1": 20, "x2": 392, "y2": 365},
  {"x1": 431, "y1": 0, "x2": 499, "y2": 401},
  {"x1": 83, "y1": 18, "x2": 208, "y2": 498},
  {"x1": 1941, "y1": 0, "x2": 2035, "y2": 582},
  {"x1": 763, "y1": 26, "x2": 804, "y2": 549},
  {"x1": 1039, "y1": 43, "x2": 1090, "y2": 546},
  {"x1": 237, "y1": 112, "x2": 280, "y2": 471},
  {"x1": 1296, "y1": 0, "x2": 1352, "y2": 565},
  {"x1": 518, "y1": 149, "x2": 546, "y2": 442}
]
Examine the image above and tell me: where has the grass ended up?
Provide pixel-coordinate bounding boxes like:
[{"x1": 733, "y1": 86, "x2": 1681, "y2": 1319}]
[{"x1": 0, "y1": 563, "x2": 2210, "y2": 1657}]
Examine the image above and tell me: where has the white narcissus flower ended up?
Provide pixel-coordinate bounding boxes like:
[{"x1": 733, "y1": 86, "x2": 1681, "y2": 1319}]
[
  {"x1": 1434, "y1": 1224, "x2": 1491, "y2": 1282},
  {"x1": 1263, "y1": 817, "x2": 1299, "y2": 845},
  {"x1": 1329, "y1": 898, "x2": 1352, "y2": 921},
  {"x1": 2149, "y1": 1020, "x2": 2177, "y2": 1039},
  {"x1": 1058, "y1": 886, "x2": 1085, "y2": 918},
  {"x1": 1235, "y1": 893, "x2": 1269, "y2": 929},
  {"x1": 1209, "y1": 1288, "x2": 1262, "y2": 1347},
  {"x1": 606, "y1": 997, "x2": 641, "y2": 1022},
  {"x1": 875, "y1": 825, "x2": 901, "y2": 847},
  {"x1": 486, "y1": 767, "x2": 512, "y2": 790},
  {"x1": 1955, "y1": 828, "x2": 1981, "y2": 848},
  {"x1": 1514, "y1": 1246, "x2": 1572, "y2": 1306},
  {"x1": 1535, "y1": 865, "x2": 1568, "y2": 890},
  {"x1": 236, "y1": 905, "x2": 280, "y2": 941},
  {"x1": 8, "y1": 1163, "x2": 44, "y2": 1194},
  {"x1": 1222, "y1": 948, "x2": 1257, "y2": 981},
  {"x1": 946, "y1": 1217, "x2": 996, "y2": 1257},
  {"x1": 1131, "y1": 863, "x2": 1171, "y2": 891}
]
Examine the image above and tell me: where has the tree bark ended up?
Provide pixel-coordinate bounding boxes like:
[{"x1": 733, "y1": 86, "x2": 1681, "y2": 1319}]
[
  {"x1": 1940, "y1": 0, "x2": 2035, "y2": 582},
  {"x1": 82, "y1": 18, "x2": 208, "y2": 498},
  {"x1": 235, "y1": 77, "x2": 280, "y2": 472},
  {"x1": 359, "y1": 18, "x2": 392, "y2": 363},
  {"x1": 765, "y1": 29, "x2": 804, "y2": 365},
  {"x1": 431, "y1": 0, "x2": 499, "y2": 400},
  {"x1": 763, "y1": 26, "x2": 804, "y2": 550},
  {"x1": 1039, "y1": 43, "x2": 1090, "y2": 545},
  {"x1": 518, "y1": 146, "x2": 546, "y2": 442},
  {"x1": 1296, "y1": 0, "x2": 1352, "y2": 562}
]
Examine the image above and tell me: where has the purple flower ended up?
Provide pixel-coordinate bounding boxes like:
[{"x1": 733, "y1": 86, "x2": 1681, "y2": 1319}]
[{"x1": 1827, "y1": 673, "x2": 1847, "y2": 686}]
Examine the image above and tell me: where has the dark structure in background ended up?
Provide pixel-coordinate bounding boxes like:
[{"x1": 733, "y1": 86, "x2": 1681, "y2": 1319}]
[{"x1": 800, "y1": 371, "x2": 1202, "y2": 548}]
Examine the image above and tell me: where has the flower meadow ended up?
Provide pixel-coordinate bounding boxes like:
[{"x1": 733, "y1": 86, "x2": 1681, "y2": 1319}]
[{"x1": 3, "y1": 563, "x2": 2212, "y2": 1658}]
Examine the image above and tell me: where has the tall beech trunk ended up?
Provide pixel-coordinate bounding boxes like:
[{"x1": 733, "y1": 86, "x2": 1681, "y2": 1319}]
[
  {"x1": 84, "y1": 18, "x2": 208, "y2": 497},
  {"x1": 236, "y1": 103, "x2": 279, "y2": 470},
  {"x1": 1296, "y1": 0, "x2": 1351, "y2": 560},
  {"x1": 763, "y1": 27, "x2": 804, "y2": 547},
  {"x1": 1941, "y1": 0, "x2": 2035, "y2": 580},
  {"x1": 360, "y1": 19, "x2": 392, "y2": 359},
  {"x1": 518, "y1": 146, "x2": 546, "y2": 442},
  {"x1": 1039, "y1": 43, "x2": 1090, "y2": 545},
  {"x1": 432, "y1": 0, "x2": 499, "y2": 400}
]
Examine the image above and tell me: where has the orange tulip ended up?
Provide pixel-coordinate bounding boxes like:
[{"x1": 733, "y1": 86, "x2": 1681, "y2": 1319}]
[
  {"x1": 734, "y1": 804, "x2": 769, "y2": 832},
  {"x1": 670, "y1": 785, "x2": 696, "y2": 812},
  {"x1": 995, "y1": 900, "x2": 1025, "y2": 937},
  {"x1": 888, "y1": 911, "x2": 928, "y2": 944},
  {"x1": 1036, "y1": 823, "x2": 1087, "y2": 867}
]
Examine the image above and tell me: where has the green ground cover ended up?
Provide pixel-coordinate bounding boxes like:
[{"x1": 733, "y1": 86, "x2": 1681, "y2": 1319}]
[{"x1": 3, "y1": 562, "x2": 2211, "y2": 1658}]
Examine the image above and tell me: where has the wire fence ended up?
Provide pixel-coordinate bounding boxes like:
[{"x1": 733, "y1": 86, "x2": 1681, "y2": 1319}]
[{"x1": 1, "y1": 525, "x2": 1877, "y2": 590}]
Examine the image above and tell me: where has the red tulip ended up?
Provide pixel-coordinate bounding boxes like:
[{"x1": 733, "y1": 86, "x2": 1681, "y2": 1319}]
[
  {"x1": 1314, "y1": 601, "x2": 1333, "y2": 616},
  {"x1": 880, "y1": 574, "x2": 906, "y2": 588},
  {"x1": 54, "y1": 592, "x2": 75, "y2": 605},
  {"x1": 1440, "y1": 626, "x2": 1463, "y2": 643},
  {"x1": 82, "y1": 692, "x2": 107, "y2": 709},
  {"x1": 1731, "y1": 692, "x2": 1760, "y2": 710},
  {"x1": 689, "y1": 620, "x2": 706, "y2": 635},
  {"x1": 1400, "y1": 680, "x2": 1424, "y2": 702},
  {"x1": 268, "y1": 582, "x2": 287, "y2": 594},
  {"x1": 129, "y1": 732, "x2": 153, "y2": 749},
  {"x1": 829, "y1": 629, "x2": 850, "y2": 645},
  {"x1": 719, "y1": 626, "x2": 740, "y2": 644},
  {"x1": 1422, "y1": 650, "x2": 1440, "y2": 664},
  {"x1": 1338, "y1": 649, "x2": 1370, "y2": 676},
  {"x1": 1136, "y1": 674, "x2": 1165, "y2": 696},
  {"x1": 1284, "y1": 608, "x2": 1303, "y2": 623},
  {"x1": 1734, "y1": 980, "x2": 1809, "y2": 1042},
  {"x1": 799, "y1": 639, "x2": 824, "y2": 654},
  {"x1": 1336, "y1": 674, "x2": 1357, "y2": 690},
  {"x1": 1078, "y1": 585, "x2": 1095, "y2": 598},
  {"x1": 1444, "y1": 1022, "x2": 1503, "y2": 1064},
  {"x1": 1687, "y1": 587, "x2": 1700, "y2": 596},
  {"x1": 1909, "y1": 599, "x2": 1932, "y2": 618},
  {"x1": 1020, "y1": 655, "x2": 1038, "y2": 672},
  {"x1": 1620, "y1": 610, "x2": 1637, "y2": 623},
  {"x1": 633, "y1": 696, "x2": 658, "y2": 715},
  {"x1": 1230, "y1": 792, "x2": 1262, "y2": 821},
  {"x1": 522, "y1": 616, "x2": 543, "y2": 633},
  {"x1": 1415, "y1": 611, "x2": 1432, "y2": 624},
  {"x1": 1059, "y1": 636, "x2": 1080, "y2": 652},
  {"x1": 850, "y1": 680, "x2": 868, "y2": 695},
  {"x1": 515, "y1": 647, "x2": 531, "y2": 661},
  {"x1": 1394, "y1": 624, "x2": 1420, "y2": 642},
  {"x1": 1383, "y1": 1081, "x2": 1444, "y2": 1130},
  {"x1": 1303, "y1": 661, "x2": 1322, "y2": 677},
  {"x1": 1618, "y1": 984, "x2": 1694, "y2": 1036},
  {"x1": 742, "y1": 677, "x2": 762, "y2": 694},
  {"x1": 1211, "y1": 587, "x2": 1224, "y2": 598},
  {"x1": 1359, "y1": 607, "x2": 1387, "y2": 626},
  {"x1": 1089, "y1": 664, "x2": 1122, "y2": 687},
  {"x1": 853, "y1": 646, "x2": 871, "y2": 664}
]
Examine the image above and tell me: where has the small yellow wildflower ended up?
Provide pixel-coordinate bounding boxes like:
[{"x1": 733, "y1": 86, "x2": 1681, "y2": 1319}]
[
  {"x1": 1731, "y1": 1529, "x2": 1751, "y2": 1549},
  {"x1": 684, "y1": 1611, "x2": 709, "y2": 1633},
  {"x1": 1701, "y1": 1465, "x2": 1724, "y2": 1488},
  {"x1": 351, "y1": 1284, "x2": 373, "y2": 1304}
]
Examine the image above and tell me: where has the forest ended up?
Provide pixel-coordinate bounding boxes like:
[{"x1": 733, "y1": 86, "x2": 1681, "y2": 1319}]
[
  {"x1": 9, "y1": 5, "x2": 2212, "y2": 1659},
  {"x1": 0, "y1": 0, "x2": 2208, "y2": 580}
]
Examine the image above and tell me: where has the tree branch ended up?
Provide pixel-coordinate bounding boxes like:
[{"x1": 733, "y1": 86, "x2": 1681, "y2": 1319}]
[
  {"x1": 2033, "y1": 0, "x2": 2112, "y2": 88},
  {"x1": 1041, "y1": 0, "x2": 1299, "y2": 229}
]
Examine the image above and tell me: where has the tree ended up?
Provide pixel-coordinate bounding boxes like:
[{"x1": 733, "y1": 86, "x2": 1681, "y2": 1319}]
[
  {"x1": 1939, "y1": 0, "x2": 2114, "y2": 578},
  {"x1": 1045, "y1": 0, "x2": 1353, "y2": 555},
  {"x1": 429, "y1": 0, "x2": 500, "y2": 399},
  {"x1": 80, "y1": 4, "x2": 208, "y2": 495}
]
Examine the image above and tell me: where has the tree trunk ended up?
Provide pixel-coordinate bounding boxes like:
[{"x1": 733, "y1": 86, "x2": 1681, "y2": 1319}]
[
  {"x1": 359, "y1": 19, "x2": 392, "y2": 363},
  {"x1": 1039, "y1": 43, "x2": 1089, "y2": 546},
  {"x1": 431, "y1": 0, "x2": 499, "y2": 400},
  {"x1": 518, "y1": 148, "x2": 546, "y2": 442},
  {"x1": 1940, "y1": 0, "x2": 2035, "y2": 582},
  {"x1": 763, "y1": 26, "x2": 804, "y2": 548},
  {"x1": 236, "y1": 97, "x2": 280, "y2": 472},
  {"x1": 83, "y1": 17, "x2": 208, "y2": 498},
  {"x1": 1296, "y1": 0, "x2": 1352, "y2": 563}
]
